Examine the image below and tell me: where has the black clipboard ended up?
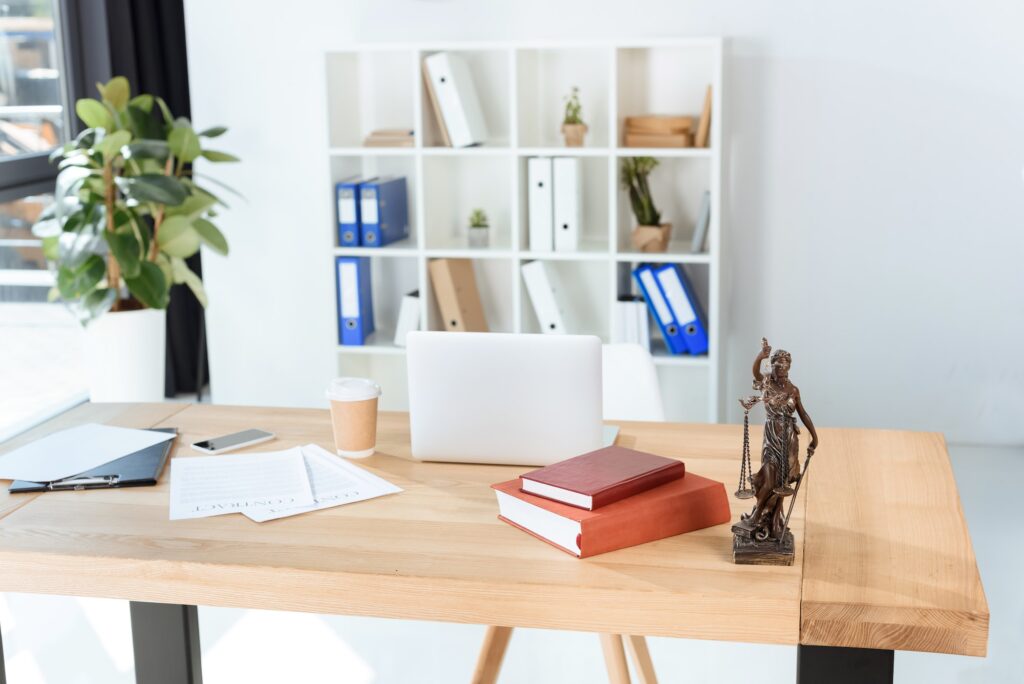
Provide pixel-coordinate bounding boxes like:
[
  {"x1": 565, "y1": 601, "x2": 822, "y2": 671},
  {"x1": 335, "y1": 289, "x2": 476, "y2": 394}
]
[{"x1": 9, "y1": 427, "x2": 178, "y2": 493}]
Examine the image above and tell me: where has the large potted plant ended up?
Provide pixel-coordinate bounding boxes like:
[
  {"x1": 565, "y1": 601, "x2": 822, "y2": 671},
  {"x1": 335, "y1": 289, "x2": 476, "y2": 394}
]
[
  {"x1": 32, "y1": 77, "x2": 237, "y2": 401},
  {"x1": 621, "y1": 156, "x2": 671, "y2": 252}
]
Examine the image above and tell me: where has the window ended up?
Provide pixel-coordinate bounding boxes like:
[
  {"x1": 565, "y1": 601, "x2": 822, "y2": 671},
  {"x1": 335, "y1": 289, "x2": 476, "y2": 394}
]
[
  {"x1": 0, "y1": 1, "x2": 86, "y2": 440},
  {"x1": 0, "y1": 0, "x2": 68, "y2": 161}
]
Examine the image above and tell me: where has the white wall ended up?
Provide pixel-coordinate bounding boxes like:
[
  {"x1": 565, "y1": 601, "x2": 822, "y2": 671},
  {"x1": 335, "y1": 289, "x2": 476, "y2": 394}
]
[{"x1": 186, "y1": 0, "x2": 1024, "y2": 445}]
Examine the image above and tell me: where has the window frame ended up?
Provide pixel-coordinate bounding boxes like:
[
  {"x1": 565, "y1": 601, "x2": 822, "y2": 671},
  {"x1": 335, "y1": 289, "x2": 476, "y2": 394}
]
[{"x1": 0, "y1": 0, "x2": 111, "y2": 202}]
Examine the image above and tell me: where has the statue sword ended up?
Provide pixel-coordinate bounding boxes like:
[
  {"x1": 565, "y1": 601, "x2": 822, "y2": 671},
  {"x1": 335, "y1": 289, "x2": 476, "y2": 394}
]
[{"x1": 779, "y1": 448, "x2": 814, "y2": 543}]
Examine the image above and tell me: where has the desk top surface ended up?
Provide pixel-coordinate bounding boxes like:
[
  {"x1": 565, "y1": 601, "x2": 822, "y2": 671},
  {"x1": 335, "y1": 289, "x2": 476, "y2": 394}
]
[{"x1": 0, "y1": 403, "x2": 988, "y2": 656}]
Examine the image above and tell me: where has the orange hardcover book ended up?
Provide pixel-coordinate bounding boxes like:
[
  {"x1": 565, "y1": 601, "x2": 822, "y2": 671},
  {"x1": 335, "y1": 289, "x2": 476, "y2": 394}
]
[{"x1": 492, "y1": 472, "x2": 730, "y2": 558}]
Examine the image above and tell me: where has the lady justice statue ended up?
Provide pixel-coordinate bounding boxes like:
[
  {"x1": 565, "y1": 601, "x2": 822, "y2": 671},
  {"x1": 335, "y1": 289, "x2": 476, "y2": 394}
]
[{"x1": 732, "y1": 338, "x2": 819, "y2": 565}]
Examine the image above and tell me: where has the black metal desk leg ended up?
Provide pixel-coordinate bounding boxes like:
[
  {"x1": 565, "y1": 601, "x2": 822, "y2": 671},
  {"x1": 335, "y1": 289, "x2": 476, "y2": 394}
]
[
  {"x1": 129, "y1": 602, "x2": 202, "y2": 684},
  {"x1": 0, "y1": 618, "x2": 7, "y2": 684},
  {"x1": 797, "y1": 644, "x2": 894, "y2": 684}
]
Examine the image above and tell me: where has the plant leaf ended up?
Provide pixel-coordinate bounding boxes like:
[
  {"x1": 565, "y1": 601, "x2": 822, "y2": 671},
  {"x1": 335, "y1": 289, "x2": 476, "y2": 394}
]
[
  {"x1": 154, "y1": 96, "x2": 174, "y2": 125},
  {"x1": 96, "y1": 129, "x2": 132, "y2": 162},
  {"x1": 153, "y1": 253, "x2": 173, "y2": 285},
  {"x1": 128, "y1": 94, "x2": 153, "y2": 113},
  {"x1": 81, "y1": 287, "x2": 117, "y2": 320},
  {"x1": 198, "y1": 126, "x2": 227, "y2": 138},
  {"x1": 164, "y1": 188, "x2": 216, "y2": 219},
  {"x1": 168, "y1": 126, "x2": 201, "y2": 163},
  {"x1": 41, "y1": 235, "x2": 59, "y2": 260},
  {"x1": 199, "y1": 149, "x2": 238, "y2": 163},
  {"x1": 116, "y1": 174, "x2": 188, "y2": 205},
  {"x1": 170, "y1": 257, "x2": 207, "y2": 307},
  {"x1": 56, "y1": 254, "x2": 106, "y2": 299},
  {"x1": 75, "y1": 98, "x2": 112, "y2": 130},
  {"x1": 192, "y1": 218, "x2": 228, "y2": 255},
  {"x1": 126, "y1": 104, "x2": 163, "y2": 140},
  {"x1": 189, "y1": 173, "x2": 241, "y2": 203},
  {"x1": 98, "y1": 76, "x2": 130, "y2": 111},
  {"x1": 104, "y1": 229, "x2": 142, "y2": 278},
  {"x1": 124, "y1": 261, "x2": 169, "y2": 309},
  {"x1": 125, "y1": 139, "x2": 170, "y2": 160},
  {"x1": 157, "y1": 215, "x2": 201, "y2": 258}
]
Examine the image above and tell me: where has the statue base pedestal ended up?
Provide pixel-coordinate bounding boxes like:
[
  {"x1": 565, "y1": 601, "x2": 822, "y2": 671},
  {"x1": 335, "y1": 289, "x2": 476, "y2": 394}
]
[{"x1": 732, "y1": 530, "x2": 795, "y2": 566}]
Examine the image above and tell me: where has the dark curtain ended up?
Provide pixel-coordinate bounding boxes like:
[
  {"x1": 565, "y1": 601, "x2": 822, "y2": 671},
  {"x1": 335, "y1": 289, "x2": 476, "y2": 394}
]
[{"x1": 104, "y1": 0, "x2": 208, "y2": 398}]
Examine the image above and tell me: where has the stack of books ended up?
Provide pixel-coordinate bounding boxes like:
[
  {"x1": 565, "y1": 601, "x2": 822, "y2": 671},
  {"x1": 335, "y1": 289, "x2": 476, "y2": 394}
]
[
  {"x1": 362, "y1": 129, "x2": 414, "y2": 147},
  {"x1": 491, "y1": 445, "x2": 729, "y2": 558},
  {"x1": 623, "y1": 115, "x2": 695, "y2": 148}
]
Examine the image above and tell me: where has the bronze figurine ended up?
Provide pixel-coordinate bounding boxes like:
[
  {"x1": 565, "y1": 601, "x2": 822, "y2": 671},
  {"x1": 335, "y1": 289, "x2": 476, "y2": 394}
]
[{"x1": 732, "y1": 338, "x2": 818, "y2": 565}]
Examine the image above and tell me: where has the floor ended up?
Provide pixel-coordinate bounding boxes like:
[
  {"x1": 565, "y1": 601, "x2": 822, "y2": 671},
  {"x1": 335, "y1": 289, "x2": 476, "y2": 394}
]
[{"x1": 0, "y1": 443, "x2": 1017, "y2": 682}]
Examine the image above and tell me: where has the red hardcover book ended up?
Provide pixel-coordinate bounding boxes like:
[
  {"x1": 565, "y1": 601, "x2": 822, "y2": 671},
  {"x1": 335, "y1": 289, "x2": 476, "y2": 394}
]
[
  {"x1": 492, "y1": 473, "x2": 730, "y2": 558},
  {"x1": 519, "y1": 446, "x2": 685, "y2": 510}
]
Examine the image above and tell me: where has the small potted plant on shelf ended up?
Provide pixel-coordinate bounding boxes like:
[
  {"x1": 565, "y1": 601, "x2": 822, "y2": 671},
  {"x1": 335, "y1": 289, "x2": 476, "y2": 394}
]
[
  {"x1": 32, "y1": 76, "x2": 238, "y2": 402},
  {"x1": 621, "y1": 156, "x2": 671, "y2": 252},
  {"x1": 467, "y1": 208, "x2": 489, "y2": 248},
  {"x1": 561, "y1": 86, "x2": 587, "y2": 147}
]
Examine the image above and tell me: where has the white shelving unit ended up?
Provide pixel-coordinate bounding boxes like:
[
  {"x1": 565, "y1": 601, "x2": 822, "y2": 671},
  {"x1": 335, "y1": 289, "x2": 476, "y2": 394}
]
[{"x1": 324, "y1": 38, "x2": 724, "y2": 422}]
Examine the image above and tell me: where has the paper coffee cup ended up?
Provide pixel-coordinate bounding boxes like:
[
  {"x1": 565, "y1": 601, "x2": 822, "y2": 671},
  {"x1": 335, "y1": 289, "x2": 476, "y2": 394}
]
[{"x1": 326, "y1": 377, "x2": 381, "y2": 458}]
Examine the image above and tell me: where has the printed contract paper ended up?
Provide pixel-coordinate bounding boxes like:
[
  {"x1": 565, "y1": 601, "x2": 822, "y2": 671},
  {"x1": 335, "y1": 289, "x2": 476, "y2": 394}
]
[
  {"x1": 169, "y1": 448, "x2": 314, "y2": 520},
  {"x1": 244, "y1": 445, "x2": 402, "y2": 522}
]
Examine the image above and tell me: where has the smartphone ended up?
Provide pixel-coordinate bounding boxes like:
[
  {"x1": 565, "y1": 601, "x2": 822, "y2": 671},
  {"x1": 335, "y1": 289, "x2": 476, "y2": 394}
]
[{"x1": 191, "y1": 429, "x2": 275, "y2": 455}]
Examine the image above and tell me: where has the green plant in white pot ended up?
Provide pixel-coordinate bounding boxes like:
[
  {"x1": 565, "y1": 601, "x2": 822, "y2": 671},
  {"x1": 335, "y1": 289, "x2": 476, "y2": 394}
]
[
  {"x1": 467, "y1": 208, "x2": 489, "y2": 248},
  {"x1": 32, "y1": 76, "x2": 237, "y2": 401}
]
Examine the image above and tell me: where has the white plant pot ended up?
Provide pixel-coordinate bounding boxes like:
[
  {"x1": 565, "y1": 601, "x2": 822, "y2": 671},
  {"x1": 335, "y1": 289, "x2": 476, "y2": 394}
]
[
  {"x1": 468, "y1": 227, "x2": 489, "y2": 248},
  {"x1": 83, "y1": 308, "x2": 166, "y2": 402}
]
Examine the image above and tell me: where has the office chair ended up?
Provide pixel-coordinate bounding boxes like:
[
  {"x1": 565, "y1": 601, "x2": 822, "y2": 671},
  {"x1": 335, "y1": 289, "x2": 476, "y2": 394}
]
[
  {"x1": 472, "y1": 344, "x2": 665, "y2": 683},
  {"x1": 601, "y1": 343, "x2": 665, "y2": 422}
]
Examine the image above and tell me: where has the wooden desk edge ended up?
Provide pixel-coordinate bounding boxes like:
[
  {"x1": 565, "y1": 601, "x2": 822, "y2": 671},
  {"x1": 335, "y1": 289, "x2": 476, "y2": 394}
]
[
  {"x1": 800, "y1": 600, "x2": 989, "y2": 657},
  {"x1": 799, "y1": 428, "x2": 990, "y2": 658},
  {"x1": 0, "y1": 550, "x2": 798, "y2": 645}
]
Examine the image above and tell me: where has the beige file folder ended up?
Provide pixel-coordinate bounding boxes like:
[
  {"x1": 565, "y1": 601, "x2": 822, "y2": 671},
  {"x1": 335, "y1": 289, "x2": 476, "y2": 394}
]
[{"x1": 428, "y1": 258, "x2": 489, "y2": 332}]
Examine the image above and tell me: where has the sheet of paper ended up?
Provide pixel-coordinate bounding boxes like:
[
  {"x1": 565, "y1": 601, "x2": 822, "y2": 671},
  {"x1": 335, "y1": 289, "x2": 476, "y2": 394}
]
[
  {"x1": 244, "y1": 444, "x2": 401, "y2": 522},
  {"x1": 0, "y1": 423, "x2": 176, "y2": 483},
  {"x1": 169, "y1": 448, "x2": 314, "y2": 520}
]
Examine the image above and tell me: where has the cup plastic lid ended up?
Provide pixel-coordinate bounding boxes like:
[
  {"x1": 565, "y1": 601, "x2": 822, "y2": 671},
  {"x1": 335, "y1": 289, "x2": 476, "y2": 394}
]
[{"x1": 326, "y1": 377, "x2": 381, "y2": 401}]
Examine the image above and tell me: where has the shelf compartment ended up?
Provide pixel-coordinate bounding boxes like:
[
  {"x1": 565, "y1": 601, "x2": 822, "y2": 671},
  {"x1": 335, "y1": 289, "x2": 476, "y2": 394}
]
[
  {"x1": 516, "y1": 47, "x2": 611, "y2": 149},
  {"x1": 422, "y1": 155, "x2": 513, "y2": 251},
  {"x1": 616, "y1": 44, "x2": 717, "y2": 148},
  {"x1": 424, "y1": 257, "x2": 516, "y2": 333},
  {"x1": 517, "y1": 155, "x2": 609, "y2": 253},
  {"x1": 335, "y1": 255, "x2": 420, "y2": 355},
  {"x1": 330, "y1": 155, "x2": 418, "y2": 249},
  {"x1": 616, "y1": 156, "x2": 710, "y2": 254},
  {"x1": 519, "y1": 259, "x2": 610, "y2": 340},
  {"x1": 420, "y1": 49, "x2": 511, "y2": 149},
  {"x1": 620, "y1": 262, "x2": 711, "y2": 364},
  {"x1": 327, "y1": 50, "x2": 416, "y2": 148}
]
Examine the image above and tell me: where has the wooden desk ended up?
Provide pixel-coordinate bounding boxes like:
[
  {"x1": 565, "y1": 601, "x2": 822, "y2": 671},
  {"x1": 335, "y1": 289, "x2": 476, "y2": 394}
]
[{"x1": 0, "y1": 403, "x2": 988, "y2": 684}]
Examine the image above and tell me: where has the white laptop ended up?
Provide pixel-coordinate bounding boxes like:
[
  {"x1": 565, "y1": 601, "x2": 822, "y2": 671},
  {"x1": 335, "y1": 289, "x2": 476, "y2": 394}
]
[{"x1": 406, "y1": 332, "x2": 604, "y2": 465}]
